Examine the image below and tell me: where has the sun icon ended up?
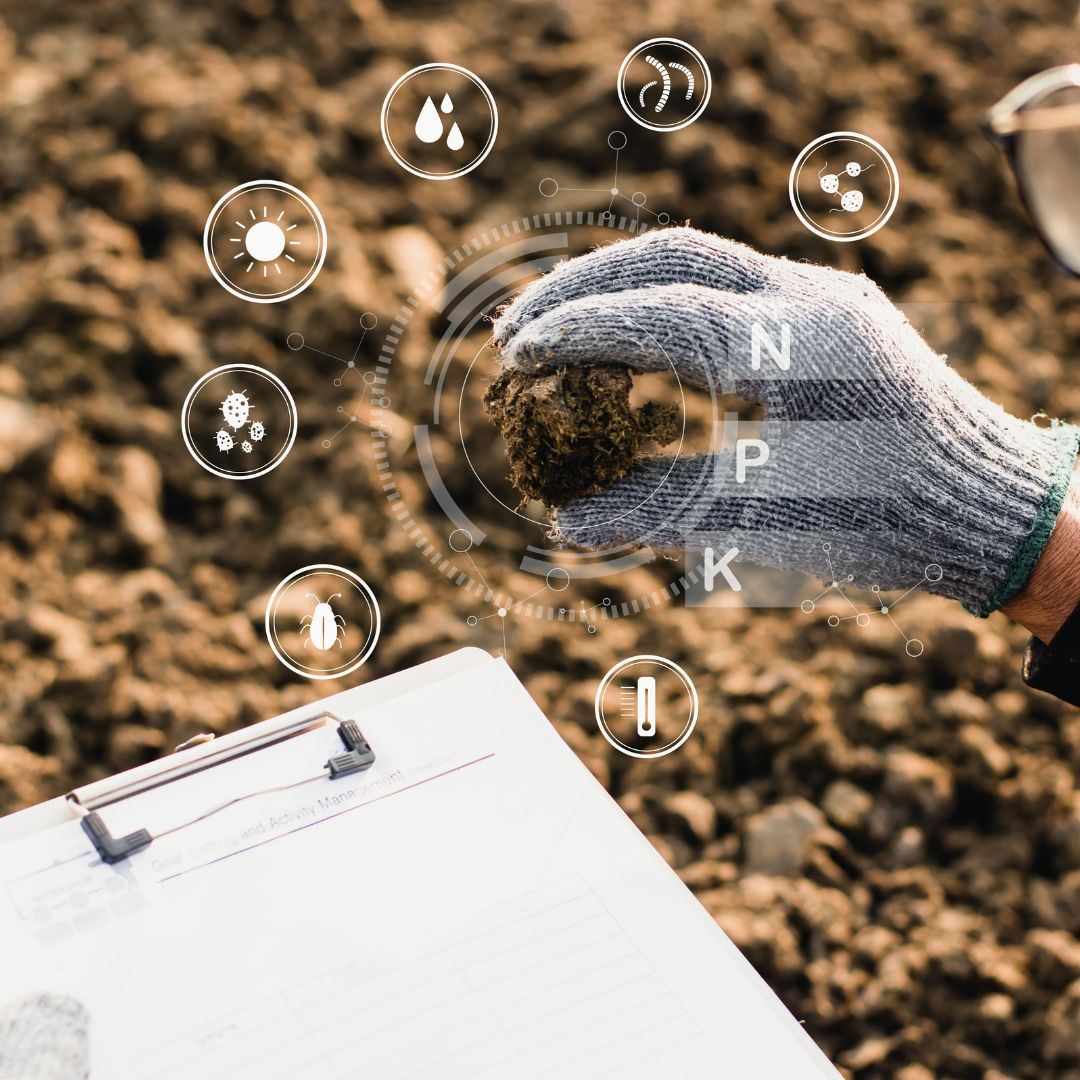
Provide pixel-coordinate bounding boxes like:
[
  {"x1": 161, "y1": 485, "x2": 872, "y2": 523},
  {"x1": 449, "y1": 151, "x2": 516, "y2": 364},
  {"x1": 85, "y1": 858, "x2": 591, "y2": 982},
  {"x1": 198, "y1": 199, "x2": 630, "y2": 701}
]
[
  {"x1": 230, "y1": 205, "x2": 304, "y2": 279},
  {"x1": 204, "y1": 180, "x2": 327, "y2": 303}
]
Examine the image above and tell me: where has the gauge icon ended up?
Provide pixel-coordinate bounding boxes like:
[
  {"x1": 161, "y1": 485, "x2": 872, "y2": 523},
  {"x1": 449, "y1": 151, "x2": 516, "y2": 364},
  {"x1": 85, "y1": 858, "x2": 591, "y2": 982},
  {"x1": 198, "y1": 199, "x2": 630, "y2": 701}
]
[{"x1": 203, "y1": 180, "x2": 327, "y2": 303}]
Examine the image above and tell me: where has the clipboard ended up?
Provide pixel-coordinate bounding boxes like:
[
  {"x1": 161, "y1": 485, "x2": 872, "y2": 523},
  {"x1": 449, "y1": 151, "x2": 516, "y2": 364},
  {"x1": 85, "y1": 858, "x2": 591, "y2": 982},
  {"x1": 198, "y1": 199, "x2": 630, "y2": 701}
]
[
  {"x1": 0, "y1": 647, "x2": 489, "y2": 846},
  {"x1": 0, "y1": 648, "x2": 841, "y2": 1080}
]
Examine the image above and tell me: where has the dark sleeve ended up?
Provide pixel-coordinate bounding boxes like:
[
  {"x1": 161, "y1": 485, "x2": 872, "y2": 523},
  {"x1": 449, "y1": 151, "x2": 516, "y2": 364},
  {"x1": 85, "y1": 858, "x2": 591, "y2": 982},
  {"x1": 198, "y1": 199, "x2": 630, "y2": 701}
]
[{"x1": 1022, "y1": 601, "x2": 1080, "y2": 706}]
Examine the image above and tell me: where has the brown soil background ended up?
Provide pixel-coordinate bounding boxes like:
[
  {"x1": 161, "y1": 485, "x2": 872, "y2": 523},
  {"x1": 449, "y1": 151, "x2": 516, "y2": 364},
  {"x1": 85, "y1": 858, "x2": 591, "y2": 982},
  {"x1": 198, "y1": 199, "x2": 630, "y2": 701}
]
[{"x1": 2, "y1": 2, "x2": 1080, "y2": 1077}]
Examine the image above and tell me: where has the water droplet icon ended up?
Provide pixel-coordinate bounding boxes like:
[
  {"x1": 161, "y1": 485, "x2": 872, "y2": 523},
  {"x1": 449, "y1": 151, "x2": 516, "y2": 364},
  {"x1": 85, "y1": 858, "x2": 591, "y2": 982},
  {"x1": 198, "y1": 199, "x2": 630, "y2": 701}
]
[
  {"x1": 440, "y1": 93, "x2": 454, "y2": 114},
  {"x1": 446, "y1": 122, "x2": 464, "y2": 152},
  {"x1": 415, "y1": 96, "x2": 443, "y2": 144}
]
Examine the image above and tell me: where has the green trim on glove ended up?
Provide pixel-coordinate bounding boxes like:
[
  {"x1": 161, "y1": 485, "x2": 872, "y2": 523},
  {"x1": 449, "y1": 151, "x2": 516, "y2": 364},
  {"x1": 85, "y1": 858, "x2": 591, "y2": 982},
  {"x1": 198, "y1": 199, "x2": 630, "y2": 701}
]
[{"x1": 974, "y1": 424, "x2": 1080, "y2": 617}]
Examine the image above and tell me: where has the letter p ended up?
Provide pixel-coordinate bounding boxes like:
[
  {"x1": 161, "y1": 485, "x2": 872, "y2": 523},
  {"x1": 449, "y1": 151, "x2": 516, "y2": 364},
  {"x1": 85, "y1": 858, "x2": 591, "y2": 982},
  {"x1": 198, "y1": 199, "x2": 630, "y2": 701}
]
[{"x1": 736, "y1": 438, "x2": 770, "y2": 484}]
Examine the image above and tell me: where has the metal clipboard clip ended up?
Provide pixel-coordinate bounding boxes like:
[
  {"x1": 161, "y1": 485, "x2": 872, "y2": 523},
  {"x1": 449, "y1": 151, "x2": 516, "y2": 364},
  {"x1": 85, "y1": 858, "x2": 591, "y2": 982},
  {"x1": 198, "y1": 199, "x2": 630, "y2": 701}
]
[{"x1": 67, "y1": 711, "x2": 375, "y2": 865}]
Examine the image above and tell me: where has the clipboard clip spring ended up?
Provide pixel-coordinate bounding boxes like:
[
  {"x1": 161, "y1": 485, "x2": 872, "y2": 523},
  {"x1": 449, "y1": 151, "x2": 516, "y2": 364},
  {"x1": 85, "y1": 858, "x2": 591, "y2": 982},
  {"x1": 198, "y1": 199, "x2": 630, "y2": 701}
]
[{"x1": 76, "y1": 716, "x2": 376, "y2": 865}]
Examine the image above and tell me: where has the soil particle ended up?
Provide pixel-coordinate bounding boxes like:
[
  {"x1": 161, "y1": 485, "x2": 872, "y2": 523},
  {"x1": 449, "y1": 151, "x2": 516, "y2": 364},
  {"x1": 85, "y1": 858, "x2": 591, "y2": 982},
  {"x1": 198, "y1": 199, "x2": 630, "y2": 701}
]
[{"x1": 482, "y1": 366, "x2": 680, "y2": 507}]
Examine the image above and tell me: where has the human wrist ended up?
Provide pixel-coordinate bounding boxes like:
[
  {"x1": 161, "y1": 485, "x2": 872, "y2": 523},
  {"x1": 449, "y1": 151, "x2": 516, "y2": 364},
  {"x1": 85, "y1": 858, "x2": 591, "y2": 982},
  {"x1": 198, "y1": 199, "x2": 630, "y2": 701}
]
[{"x1": 1002, "y1": 472, "x2": 1080, "y2": 644}]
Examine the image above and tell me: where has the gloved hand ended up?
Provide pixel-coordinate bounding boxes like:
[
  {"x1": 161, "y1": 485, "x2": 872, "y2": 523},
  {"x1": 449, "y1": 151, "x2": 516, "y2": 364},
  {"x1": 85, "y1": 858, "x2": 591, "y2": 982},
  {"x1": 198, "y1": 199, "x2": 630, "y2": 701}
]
[
  {"x1": 0, "y1": 993, "x2": 88, "y2": 1080},
  {"x1": 493, "y1": 227, "x2": 1079, "y2": 616}
]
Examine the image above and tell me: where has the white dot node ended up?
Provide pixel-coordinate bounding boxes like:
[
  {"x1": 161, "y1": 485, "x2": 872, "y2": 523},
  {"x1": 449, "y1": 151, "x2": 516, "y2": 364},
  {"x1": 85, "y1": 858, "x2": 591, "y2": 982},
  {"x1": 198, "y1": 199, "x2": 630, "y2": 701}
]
[{"x1": 448, "y1": 529, "x2": 474, "y2": 553}]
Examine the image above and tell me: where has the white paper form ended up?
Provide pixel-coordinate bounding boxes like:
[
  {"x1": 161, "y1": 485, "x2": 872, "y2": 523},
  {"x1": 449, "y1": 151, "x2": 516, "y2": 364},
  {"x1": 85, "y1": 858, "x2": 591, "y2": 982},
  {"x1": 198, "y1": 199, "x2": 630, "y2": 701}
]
[{"x1": 0, "y1": 654, "x2": 841, "y2": 1080}]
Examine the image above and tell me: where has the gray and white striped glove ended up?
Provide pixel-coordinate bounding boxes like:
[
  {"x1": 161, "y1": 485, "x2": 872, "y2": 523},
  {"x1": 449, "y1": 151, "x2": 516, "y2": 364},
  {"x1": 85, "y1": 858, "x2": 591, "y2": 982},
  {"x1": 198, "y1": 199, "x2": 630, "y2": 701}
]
[
  {"x1": 493, "y1": 227, "x2": 1079, "y2": 616},
  {"x1": 0, "y1": 994, "x2": 88, "y2": 1080}
]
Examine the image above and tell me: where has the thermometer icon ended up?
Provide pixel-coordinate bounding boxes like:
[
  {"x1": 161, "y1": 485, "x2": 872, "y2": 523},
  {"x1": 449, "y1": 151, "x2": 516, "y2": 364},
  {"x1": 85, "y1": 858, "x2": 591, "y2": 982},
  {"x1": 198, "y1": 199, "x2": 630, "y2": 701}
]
[
  {"x1": 635, "y1": 676, "x2": 656, "y2": 737},
  {"x1": 598, "y1": 656, "x2": 698, "y2": 760},
  {"x1": 619, "y1": 677, "x2": 657, "y2": 737}
]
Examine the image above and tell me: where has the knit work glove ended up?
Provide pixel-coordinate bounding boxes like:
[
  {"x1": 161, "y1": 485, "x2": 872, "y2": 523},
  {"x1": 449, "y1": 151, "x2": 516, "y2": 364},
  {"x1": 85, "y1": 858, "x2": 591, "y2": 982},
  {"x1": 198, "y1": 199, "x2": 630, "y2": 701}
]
[
  {"x1": 0, "y1": 993, "x2": 88, "y2": 1080},
  {"x1": 493, "y1": 227, "x2": 1079, "y2": 616}
]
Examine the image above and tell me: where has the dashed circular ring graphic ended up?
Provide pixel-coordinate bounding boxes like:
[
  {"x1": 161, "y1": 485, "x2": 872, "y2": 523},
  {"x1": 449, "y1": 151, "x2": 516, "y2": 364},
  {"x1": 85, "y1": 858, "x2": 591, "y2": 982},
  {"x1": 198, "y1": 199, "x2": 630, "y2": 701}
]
[
  {"x1": 367, "y1": 211, "x2": 727, "y2": 632},
  {"x1": 204, "y1": 180, "x2": 327, "y2": 303}
]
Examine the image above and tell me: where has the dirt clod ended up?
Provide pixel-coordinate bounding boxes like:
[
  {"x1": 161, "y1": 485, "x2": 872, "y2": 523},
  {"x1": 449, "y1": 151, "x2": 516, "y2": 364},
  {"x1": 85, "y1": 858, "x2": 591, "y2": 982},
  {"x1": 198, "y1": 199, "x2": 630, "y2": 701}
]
[{"x1": 482, "y1": 366, "x2": 680, "y2": 507}]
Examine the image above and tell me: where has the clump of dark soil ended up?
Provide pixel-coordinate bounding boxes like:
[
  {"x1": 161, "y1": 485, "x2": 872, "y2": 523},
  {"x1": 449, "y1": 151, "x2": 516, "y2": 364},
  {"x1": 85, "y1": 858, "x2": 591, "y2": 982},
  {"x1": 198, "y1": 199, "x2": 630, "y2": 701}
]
[{"x1": 482, "y1": 366, "x2": 680, "y2": 507}]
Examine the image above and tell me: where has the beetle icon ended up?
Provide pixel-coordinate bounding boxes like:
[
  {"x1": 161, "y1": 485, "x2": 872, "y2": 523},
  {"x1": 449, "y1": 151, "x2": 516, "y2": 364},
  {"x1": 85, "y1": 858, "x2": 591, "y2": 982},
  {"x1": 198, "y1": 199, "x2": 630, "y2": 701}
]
[{"x1": 300, "y1": 593, "x2": 346, "y2": 651}]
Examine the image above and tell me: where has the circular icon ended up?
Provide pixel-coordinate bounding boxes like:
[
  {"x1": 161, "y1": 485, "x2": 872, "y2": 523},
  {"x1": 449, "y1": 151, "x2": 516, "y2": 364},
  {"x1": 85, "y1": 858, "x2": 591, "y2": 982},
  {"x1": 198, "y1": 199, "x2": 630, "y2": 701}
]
[
  {"x1": 617, "y1": 39, "x2": 712, "y2": 132},
  {"x1": 265, "y1": 565, "x2": 381, "y2": 681},
  {"x1": 595, "y1": 655, "x2": 698, "y2": 759},
  {"x1": 181, "y1": 364, "x2": 297, "y2": 480},
  {"x1": 203, "y1": 180, "x2": 327, "y2": 302},
  {"x1": 381, "y1": 64, "x2": 498, "y2": 181},
  {"x1": 788, "y1": 132, "x2": 900, "y2": 242}
]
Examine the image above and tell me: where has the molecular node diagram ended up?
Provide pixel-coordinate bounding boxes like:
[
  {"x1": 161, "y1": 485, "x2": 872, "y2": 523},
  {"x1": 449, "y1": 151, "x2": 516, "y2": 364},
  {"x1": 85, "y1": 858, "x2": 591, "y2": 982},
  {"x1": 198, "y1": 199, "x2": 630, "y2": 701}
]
[
  {"x1": 799, "y1": 543, "x2": 942, "y2": 657},
  {"x1": 538, "y1": 131, "x2": 672, "y2": 227},
  {"x1": 285, "y1": 313, "x2": 389, "y2": 449},
  {"x1": 450, "y1": 528, "x2": 613, "y2": 658}
]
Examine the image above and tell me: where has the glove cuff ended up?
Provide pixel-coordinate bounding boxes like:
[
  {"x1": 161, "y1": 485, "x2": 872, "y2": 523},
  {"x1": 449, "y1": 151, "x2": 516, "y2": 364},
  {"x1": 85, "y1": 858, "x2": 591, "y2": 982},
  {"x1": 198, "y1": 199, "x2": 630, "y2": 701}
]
[{"x1": 970, "y1": 423, "x2": 1080, "y2": 617}]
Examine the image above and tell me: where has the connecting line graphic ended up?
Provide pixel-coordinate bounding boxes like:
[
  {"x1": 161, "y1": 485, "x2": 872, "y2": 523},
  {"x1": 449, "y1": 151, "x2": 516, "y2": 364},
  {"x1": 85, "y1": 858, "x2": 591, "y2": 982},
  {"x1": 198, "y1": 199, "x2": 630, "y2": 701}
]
[
  {"x1": 799, "y1": 542, "x2": 942, "y2": 658},
  {"x1": 451, "y1": 530, "x2": 611, "y2": 658},
  {"x1": 537, "y1": 131, "x2": 672, "y2": 226},
  {"x1": 578, "y1": 598, "x2": 611, "y2": 634},
  {"x1": 285, "y1": 315, "x2": 390, "y2": 449}
]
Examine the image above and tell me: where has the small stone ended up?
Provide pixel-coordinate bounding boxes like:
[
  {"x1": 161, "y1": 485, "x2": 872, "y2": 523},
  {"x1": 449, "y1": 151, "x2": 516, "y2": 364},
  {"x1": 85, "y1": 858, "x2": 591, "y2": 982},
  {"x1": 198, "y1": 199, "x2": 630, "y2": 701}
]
[
  {"x1": 822, "y1": 779, "x2": 873, "y2": 833},
  {"x1": 0, "y1": 396, "x2": 53, "y2": 472},
  {"x1": 883, "y1": 749, "x2": 954, "y2": 821},
  {"x1": 109, "y1": 725, "x2": 168, "y2": 772},
  {"x1": 842, "y1": 1035, "x2": 895, "y2": 1070},
  {"x1": 1045, "y1": 978, "x2": 1080, "y2": 1065},
  {"x1": 664, "y1": 790, "x2": 717, "y2": 844},
  {"x1": 936, "y1": 688, "x2": 991, "y2": 726},
  {"x1": 891, "y1": 825, "x2": 925, "y2": 867},
  {"x1": 958, "y1": 723, "x2": 1012, "y2": 780},
  {"x1": 1027, "y1": 928, "x2": 1080, "y2": 988},
  {"x1": 112, "y1": 447, "x2": 168, "y2": 556},
  {"x1": 979, "y1": 992, "x2": 1014, "y2": 1021},
  {"x1": 0, "y1": 745, "x2": 60, "y2": 812},
  {"x1": 895, "y1": 1066, "x2": 935, "y2": 1080},
  {"x1": 858, "y1": 683, "x2": 921, "y2": 736},
  {"x1": 930, "y1": 624, "x2": 979, "y2": 674},
  {"x1": 743, "y1": 798, "x2": 826, "y2": 876}
]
